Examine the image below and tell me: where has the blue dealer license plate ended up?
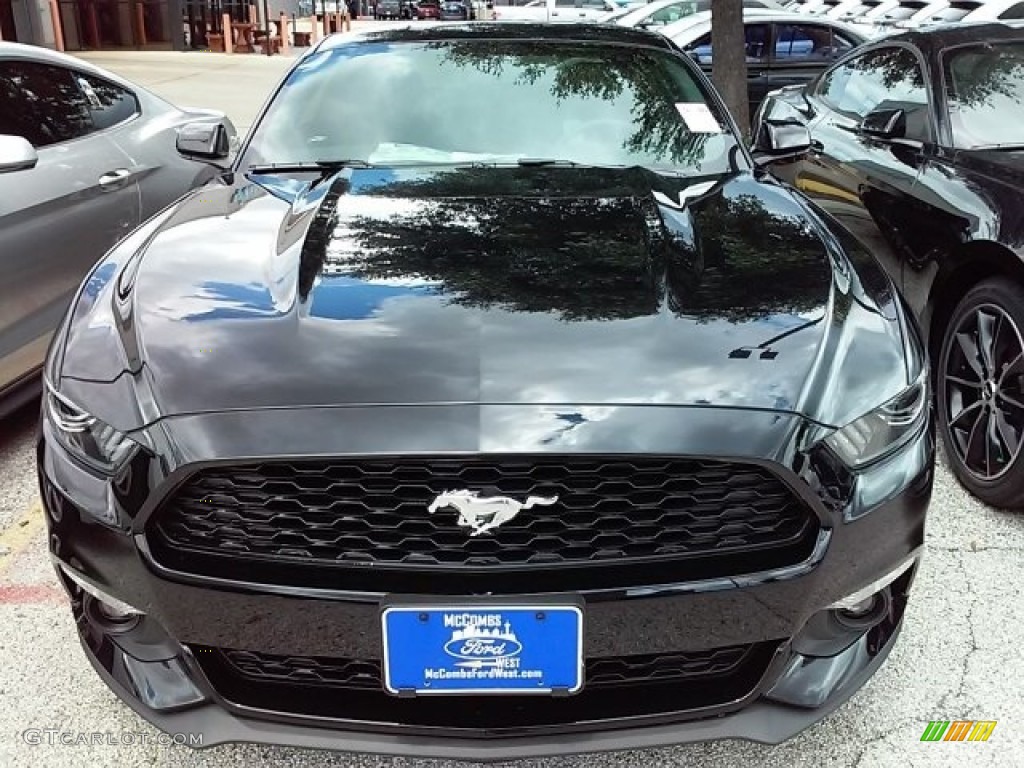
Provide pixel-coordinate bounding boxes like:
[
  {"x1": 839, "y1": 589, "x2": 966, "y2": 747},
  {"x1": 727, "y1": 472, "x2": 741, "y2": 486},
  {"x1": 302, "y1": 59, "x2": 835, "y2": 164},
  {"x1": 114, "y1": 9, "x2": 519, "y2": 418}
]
[{"x1": 381, "y1": 605, "x2": 583, "y2": 695}]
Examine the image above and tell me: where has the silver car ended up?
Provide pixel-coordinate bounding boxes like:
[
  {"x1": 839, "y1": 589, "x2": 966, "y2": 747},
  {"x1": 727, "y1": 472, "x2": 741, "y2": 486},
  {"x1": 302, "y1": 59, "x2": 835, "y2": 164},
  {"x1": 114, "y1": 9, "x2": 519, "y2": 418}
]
[{"x1": 0, "y1": 43, "x2": 235, "y2": 415}]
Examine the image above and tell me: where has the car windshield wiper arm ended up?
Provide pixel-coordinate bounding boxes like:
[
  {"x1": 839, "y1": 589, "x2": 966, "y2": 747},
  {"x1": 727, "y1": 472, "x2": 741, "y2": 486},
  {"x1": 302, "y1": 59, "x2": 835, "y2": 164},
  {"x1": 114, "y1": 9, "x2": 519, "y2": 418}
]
[
  {"x1": 515, "y1": 158, "x2": 583, "y2": 167},
  {"x1": 970, "y1": 143, "x2": 1024, "y2": 151},
  {"x1": 245, "y1": 160, "x2": 374, "y2": 175}
]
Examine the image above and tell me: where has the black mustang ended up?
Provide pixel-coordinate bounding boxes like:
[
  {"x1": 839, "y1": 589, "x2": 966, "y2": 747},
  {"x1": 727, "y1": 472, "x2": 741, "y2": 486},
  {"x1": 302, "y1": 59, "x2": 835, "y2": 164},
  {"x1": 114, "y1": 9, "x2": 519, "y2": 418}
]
[
  {"x1": 755, "y1": 22, "x2": 1024, "y2": 508},
  {"x1": 38, "y1": 24, "x2": 932, "y2": 760}
]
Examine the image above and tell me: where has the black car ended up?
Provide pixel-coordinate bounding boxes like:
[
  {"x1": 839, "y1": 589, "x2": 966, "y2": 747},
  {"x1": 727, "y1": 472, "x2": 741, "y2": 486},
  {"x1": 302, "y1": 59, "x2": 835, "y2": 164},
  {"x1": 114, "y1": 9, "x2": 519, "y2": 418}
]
[
  {"x1": 755, "y1": 22, "x2": 1024, "y2": 508},
  {"x1": 40, "y1": 23, "x2": 933, "y2": 760},
  {"x1": 439, "y1": 0, "x2": 469, "y2": 19},
  {"x1": 375, "y1": 0, "x2": 402, "y2": 17},
  {"x1": 669, "y1": 11, "x2": 867, "y2": 119}
]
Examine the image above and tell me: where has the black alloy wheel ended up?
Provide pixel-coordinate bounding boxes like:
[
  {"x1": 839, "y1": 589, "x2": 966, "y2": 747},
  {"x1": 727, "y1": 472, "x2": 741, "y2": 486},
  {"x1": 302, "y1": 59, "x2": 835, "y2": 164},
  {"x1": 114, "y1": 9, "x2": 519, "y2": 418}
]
[{"x1": 938, "y1": 278, "x2": 1024, "y2": 508}]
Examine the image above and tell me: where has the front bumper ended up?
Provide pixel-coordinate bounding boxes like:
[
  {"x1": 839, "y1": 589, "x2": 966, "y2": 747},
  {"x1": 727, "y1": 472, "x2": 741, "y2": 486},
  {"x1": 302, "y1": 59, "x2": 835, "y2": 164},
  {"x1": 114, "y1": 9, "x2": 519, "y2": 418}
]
[
  {"x1": 40, "y1": 405, "x2": 933, "y2": 760},
  {"x1": 73, "y1": 620, "x2": 901, "y2": 760}
]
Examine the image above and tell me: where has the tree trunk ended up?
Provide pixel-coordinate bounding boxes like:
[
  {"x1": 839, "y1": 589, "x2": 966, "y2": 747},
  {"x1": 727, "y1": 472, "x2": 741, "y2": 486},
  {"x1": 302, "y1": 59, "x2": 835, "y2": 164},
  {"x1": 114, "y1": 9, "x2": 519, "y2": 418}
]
[{"x1": 711, "y1": 0, "x2": 749, "y2": 138}]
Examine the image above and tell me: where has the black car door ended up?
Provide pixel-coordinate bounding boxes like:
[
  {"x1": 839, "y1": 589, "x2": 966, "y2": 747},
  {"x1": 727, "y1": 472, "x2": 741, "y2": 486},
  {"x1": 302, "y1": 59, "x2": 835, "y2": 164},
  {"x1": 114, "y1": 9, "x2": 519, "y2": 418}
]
[{"x1": 784, "y1": 44, "x2": 937, "y2": 290}]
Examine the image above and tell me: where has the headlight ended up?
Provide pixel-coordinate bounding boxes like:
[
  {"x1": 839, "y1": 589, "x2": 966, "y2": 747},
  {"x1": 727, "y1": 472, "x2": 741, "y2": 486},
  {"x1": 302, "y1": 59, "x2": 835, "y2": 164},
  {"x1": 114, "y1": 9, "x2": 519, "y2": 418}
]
[
  {"x1": 45, "y1": 383, "x2": 138, "y2": 473},
  {"x1": 824, "y1": 369, "x2": 929, "y2": 468}
]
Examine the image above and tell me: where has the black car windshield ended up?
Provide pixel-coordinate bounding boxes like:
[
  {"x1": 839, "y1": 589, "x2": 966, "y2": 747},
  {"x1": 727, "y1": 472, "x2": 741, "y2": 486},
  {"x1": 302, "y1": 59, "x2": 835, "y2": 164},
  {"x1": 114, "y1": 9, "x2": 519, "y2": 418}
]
[
  {"x1": 241, "y1": 40, "x2": 740, "y2": 175},
  {"x1": 944, "y1": 42, "x2": 1024, "y2": 149}
]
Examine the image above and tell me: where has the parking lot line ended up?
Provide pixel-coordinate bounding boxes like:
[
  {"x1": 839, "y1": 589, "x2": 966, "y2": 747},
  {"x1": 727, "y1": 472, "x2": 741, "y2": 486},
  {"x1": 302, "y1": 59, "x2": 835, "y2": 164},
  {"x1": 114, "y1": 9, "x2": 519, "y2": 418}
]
[
  {"x1": 0, "y1": 584, "x2": 63, "y2": 604},
  {"x1": 0, "y1": 502, "x2": 45, "y2": 577}
]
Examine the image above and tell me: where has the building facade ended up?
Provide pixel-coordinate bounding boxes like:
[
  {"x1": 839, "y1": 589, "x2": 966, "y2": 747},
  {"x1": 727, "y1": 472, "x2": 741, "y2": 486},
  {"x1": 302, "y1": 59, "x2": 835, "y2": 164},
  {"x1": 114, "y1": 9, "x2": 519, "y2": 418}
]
[
  {"x1": 3, "y1": 0, "x2": 302, "y2": 51},
  {"x1": 1, "y1": 0, "x2": 58, "y2": 46}
]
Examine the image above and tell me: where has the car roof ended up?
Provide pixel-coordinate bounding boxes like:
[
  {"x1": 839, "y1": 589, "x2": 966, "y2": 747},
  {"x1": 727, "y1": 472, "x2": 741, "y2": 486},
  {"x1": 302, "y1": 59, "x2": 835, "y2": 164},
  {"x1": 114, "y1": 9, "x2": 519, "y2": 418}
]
[
  {"x1": 659, "y1": 9, "x2": 866, "y2": 38},
  {"x1": 870, "y1": 19, "x2": 1024, "y2": 53},
  {"x1": 0, "y1": 41, "x2": 144, "y2": 92},
  {"x1": 1, "y1": 40, "x2": 101, "y2": 69},
  {"x1": 314, "y1": 21, "x2": 679, "y2": 52}
]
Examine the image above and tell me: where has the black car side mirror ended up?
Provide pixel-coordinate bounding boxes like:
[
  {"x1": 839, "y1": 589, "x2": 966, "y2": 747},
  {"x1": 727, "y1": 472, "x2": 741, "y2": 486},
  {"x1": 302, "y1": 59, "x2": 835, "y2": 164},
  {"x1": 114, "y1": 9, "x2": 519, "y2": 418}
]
[
  {"x1": 751, "y1": 118, "x2": 812, "y2": 167},
  {"x1": 177, "y1": 121, "x2": 233, "y2": 163},
  {"x1": 858, "y1": 107, "x2": 907, "y2": 141}
]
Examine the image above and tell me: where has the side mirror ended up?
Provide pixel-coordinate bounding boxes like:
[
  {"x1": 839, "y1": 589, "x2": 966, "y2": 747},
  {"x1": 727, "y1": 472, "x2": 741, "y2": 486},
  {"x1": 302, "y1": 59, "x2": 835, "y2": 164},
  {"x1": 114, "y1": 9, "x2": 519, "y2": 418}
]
[
  {"x1": 751, "y1": 118, "x2": 812, "y2": 166},
  {"x1": 176, "y1": 120, "x2": 232, "y2": 162},
  {"x1": 858, "y1": 107, "x2": 906, "y2": 140},
  {"x1": 0, "y1": 135, "x2": 38, "y2": 174}
]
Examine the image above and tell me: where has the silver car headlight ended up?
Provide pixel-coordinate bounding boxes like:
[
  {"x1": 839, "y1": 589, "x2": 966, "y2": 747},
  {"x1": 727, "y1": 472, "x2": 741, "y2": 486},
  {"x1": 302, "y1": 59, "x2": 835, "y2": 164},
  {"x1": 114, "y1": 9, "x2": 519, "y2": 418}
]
[
  {"x1": 824, "y1": 369, "x2": 929, "y2": 469},
  {"x1": 45, "y1": 383, "x2": 139, "y2": 473}
]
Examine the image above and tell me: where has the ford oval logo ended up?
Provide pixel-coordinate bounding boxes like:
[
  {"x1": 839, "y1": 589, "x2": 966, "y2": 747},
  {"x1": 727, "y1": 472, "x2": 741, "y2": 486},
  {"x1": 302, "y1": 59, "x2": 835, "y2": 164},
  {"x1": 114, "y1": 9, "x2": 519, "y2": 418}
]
[{"x1": 444, "y1": 635, "x2": 523, "y2": 661}]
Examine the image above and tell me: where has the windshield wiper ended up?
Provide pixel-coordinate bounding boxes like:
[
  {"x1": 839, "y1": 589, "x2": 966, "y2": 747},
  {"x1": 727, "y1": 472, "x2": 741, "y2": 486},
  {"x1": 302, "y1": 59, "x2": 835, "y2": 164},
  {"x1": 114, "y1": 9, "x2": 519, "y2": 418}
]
[
  {"x1": 970, "y1": 143, "x2": 1024, "y2": 151},
  {"x1": 245, "y1": 160, "x2": 374, "y2": 175},
  {"x1": 515, "y1": 158, "x2": 584, "y2": 168}
]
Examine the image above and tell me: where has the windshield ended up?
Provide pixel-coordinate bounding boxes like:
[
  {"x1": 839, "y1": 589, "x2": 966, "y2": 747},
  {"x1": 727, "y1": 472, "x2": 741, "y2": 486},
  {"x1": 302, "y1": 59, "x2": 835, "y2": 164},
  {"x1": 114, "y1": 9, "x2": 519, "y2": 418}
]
[
  {"x1": 241, "y1": 40, "x2": 739, "y2": 175},
  {"x1": 944, "y1": 42, "x2": 1024, "y2": 149}
]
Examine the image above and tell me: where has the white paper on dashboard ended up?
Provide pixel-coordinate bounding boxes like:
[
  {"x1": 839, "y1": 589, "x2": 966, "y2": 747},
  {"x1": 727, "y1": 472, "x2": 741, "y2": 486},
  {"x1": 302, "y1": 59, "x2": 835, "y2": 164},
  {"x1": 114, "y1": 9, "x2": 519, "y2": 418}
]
[{"x1": 675, "y1": 103, "x2": 722, "y2": 133}]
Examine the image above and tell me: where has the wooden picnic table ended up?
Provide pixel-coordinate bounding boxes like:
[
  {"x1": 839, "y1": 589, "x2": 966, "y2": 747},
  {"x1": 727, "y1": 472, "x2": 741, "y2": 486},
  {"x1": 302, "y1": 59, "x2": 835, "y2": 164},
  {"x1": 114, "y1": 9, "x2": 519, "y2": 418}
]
[{"x1": 233, "y1": 22, "x2": 256, "y2": 53}]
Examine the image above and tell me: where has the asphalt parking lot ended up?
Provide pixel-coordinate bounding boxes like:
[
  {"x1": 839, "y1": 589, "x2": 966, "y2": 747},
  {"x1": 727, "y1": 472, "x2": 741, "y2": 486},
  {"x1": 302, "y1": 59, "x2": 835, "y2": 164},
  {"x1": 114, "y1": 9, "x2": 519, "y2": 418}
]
[{"x1": 1, "y1": 37, "x2": 1023, "y2": 768}]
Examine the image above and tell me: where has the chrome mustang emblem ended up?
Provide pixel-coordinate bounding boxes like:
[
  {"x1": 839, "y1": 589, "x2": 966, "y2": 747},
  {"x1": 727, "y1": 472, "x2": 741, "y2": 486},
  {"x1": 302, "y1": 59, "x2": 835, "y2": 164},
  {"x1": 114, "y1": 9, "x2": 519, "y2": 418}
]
[{"x1": 428, "y1": 490, "x2": 558, "y2": 537}]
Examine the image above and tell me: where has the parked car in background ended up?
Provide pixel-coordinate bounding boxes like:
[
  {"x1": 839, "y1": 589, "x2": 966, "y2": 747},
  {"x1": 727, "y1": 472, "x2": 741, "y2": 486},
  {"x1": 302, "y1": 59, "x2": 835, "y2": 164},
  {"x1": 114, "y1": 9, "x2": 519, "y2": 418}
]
[
  {"x1": 495, "y1": 0, "x2": 618, "y2": 21},
  {"x1": 607, "y1": 0, "x2": 782, "y2": 30},
  {"x1": 838, "y1": 0, "x2": 934, "y2": 33},
  {"x1": 908, "y1": 0, "x2": 1024, "y2": 25},
  {"x1": 660, "y1": 10, "x2": 866, "y2": 117},
  {"x1": 885, "y1": 0, "x2": 956, "y2": 28},
  {"x1": 754, "y1": 22, "x2": 1024, "y2": 507},
  {"x1": 600, "y1": 4, "x2": 636, "y2": 21},
  {"x1": 871, "y1": 0, "x2": 937, "y2": 27},
  {"x1": 833, "y1": 0, "x2": 895, "y2": 28},
  {"x1": 0, "y1": 42, "x2": 234, "y2": 417},
  {"x1": 958, "y1": 0, "x2": 1024, "y2": 22},
  {"x1": 376, "y1": 0, "x2": 403, "y2": 17},
  {"x1": 803, "y1": 0, "x2": 866, "y2": 17},
  {"x1": 439, "y1": 0, "x2": 470, "y2": 17},
  {"x1": 414, "y1": 0, "x2": 442, "y2": 17}
]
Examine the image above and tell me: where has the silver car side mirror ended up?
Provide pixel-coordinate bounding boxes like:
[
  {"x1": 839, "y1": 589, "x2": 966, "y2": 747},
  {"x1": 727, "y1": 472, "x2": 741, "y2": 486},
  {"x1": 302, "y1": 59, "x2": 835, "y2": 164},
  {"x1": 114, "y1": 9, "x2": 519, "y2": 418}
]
[
  {"x1": 176, "y1": 121, "x2": 232, "y2": 162},
  {"x1": 0, "y1": 135, "x2": 38, "y2": 174}
]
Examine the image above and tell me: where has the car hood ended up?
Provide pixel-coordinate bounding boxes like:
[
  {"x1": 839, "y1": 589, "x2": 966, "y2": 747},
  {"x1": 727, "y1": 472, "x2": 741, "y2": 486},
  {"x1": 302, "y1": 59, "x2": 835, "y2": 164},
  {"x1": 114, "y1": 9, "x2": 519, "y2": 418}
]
[{"x1": 59, "y1": 166, "x2": 908, "y2": 431}]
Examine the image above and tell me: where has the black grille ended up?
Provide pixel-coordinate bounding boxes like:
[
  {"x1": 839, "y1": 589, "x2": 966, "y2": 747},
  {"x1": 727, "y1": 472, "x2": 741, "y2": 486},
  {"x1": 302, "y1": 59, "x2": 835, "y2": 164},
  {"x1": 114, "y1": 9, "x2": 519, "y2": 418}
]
[
  {"x1": 207, "y1": 644, "x2": 751, "y2": 691},
  {"x1": 149, "y1": 456, "x2": 819, "y2": 592},
  {"x1": 192, "y1": 642, "x2": 781, "y2": 732}
]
